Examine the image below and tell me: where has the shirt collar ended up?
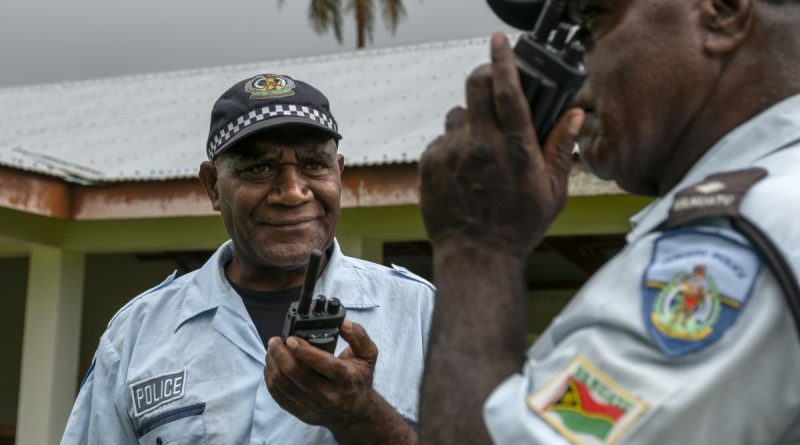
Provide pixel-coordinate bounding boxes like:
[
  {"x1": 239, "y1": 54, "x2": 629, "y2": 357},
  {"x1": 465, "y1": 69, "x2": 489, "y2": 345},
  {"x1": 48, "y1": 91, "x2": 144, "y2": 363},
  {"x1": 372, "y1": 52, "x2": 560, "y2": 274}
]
[
  {"x1": 627, "y1": 93, "x2": 800, "y2": 242},
  {"x1": 316, "y1": 240, "x2": 380, "y2": 309},
  {"x1": 175, "y1": 239, "x2": 238, "y2": 331},
  {"x1": 175, "y1": 238, "x2": 378, "y2": 331}
]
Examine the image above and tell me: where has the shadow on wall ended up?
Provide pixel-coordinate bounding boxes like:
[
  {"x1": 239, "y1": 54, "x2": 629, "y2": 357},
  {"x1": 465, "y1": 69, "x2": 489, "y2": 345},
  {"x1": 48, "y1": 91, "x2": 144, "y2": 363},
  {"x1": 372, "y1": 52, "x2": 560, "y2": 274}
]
[{"x1": 0, "y1": 257, "x2": 28, "y2": 444}]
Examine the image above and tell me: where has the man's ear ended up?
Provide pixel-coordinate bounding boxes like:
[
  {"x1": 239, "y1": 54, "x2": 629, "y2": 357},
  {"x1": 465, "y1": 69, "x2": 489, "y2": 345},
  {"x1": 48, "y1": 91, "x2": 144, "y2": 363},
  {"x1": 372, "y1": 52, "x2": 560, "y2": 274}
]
[
  {"x1": 337, "y1": 154, "x2": 345, "y2": 175},
  {"x1": 198, "y1": 161, "x2": 221, "y2": 211},
  {"x1": 702, "y1": 0, "x2": 755, "y2": 55}
]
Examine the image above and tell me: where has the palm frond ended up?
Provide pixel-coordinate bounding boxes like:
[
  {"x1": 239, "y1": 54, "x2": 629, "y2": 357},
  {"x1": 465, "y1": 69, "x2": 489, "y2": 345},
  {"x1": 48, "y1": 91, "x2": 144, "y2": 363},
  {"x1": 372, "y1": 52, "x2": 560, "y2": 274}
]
[
  {"x1": 309, "y1": 0, "x2": 344, "y2": 42},
  {"x1": 380, "y1": 0, "x2": 406, "y2": 33},
  {"x1": 347, "y1": 0, "x2": 376, "y2": 43}
]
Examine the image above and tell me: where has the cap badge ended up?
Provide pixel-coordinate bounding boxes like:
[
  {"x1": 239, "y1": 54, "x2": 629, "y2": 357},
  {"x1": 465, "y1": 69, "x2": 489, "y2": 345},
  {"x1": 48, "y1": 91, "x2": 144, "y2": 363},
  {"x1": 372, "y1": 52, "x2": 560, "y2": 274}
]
[{"x1": 244, "y1": 74, "x2": 296, "y2": 100}]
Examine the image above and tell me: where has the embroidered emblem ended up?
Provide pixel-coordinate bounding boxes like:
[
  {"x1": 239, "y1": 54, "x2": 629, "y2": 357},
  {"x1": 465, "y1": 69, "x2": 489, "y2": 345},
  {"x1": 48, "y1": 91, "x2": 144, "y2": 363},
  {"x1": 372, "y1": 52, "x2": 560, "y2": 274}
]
[
  {"x1": 130, "y1": 370, "x2": 187, "y2": 417},
  {"x1": 650, "y1": 265, "x2": 722, "y2": 341},
  {"x1": 244, "y1": 74, "x2": 296, "y2": 99},
  {"x1": 644, "y1": 229, "x2": 761, "y2": 356},
  {"x1": 527, "y1": 357, "x2": 647, "y2": 445}
]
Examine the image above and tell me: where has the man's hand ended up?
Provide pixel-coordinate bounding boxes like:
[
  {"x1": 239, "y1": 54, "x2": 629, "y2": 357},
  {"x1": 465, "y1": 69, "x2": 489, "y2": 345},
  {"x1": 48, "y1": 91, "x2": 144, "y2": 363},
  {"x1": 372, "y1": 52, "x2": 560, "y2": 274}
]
[
  {"x1": 419, "y1": 33, "x2": 585, "y2": 258},
  {"x1": 265, "y1": 320, "x2": 417, "y2": 445}
]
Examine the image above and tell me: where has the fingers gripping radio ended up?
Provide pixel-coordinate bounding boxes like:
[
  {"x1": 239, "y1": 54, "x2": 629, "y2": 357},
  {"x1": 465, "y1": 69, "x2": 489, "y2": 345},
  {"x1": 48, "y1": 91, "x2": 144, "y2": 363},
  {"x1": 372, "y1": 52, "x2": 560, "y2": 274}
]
[{"x1": 489, "y1": 0, "x2": 587, "y2": 141}]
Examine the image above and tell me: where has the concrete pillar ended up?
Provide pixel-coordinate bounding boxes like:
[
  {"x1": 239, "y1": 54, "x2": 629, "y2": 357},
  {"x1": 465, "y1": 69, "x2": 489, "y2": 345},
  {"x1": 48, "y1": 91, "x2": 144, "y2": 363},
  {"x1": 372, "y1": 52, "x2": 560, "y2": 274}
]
[{"x1": 15, "y1": 247, "x2": 85, "y2": 445}]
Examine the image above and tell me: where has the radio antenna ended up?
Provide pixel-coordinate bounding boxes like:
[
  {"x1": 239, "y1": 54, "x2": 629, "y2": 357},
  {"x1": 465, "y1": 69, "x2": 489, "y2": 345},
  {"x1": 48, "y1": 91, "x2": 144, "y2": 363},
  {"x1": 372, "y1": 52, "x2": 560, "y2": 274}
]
[
  {"x1": 297, "y1": 249, "x2": 323, "y2": 316},
  {"x1": 531, "y1": 0, "x2": 567, "y2": 42}
]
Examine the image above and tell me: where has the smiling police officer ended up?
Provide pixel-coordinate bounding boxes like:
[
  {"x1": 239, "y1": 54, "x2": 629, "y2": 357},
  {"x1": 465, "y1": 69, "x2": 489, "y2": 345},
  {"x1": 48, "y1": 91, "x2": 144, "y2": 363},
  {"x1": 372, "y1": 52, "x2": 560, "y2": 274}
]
[
  {"x1": 61, "y1": 74, "x2": 433, "y2": 444},
  {"x1": 418, "y1": 0, "x2": 800, "y2": 443}
]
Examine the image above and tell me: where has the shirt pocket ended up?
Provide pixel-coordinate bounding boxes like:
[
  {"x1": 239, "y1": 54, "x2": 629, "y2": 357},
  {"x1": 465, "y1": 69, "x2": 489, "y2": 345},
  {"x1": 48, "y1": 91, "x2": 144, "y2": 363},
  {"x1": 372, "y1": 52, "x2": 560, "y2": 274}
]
[{"x1": 137, "y1": 403, "x2": 207, "y2": 445}]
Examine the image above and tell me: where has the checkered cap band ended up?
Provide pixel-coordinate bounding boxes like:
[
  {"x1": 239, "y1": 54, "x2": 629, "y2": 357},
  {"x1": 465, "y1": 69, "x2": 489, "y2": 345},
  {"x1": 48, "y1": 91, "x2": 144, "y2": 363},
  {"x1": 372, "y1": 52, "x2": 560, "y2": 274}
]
[{"x1": 207, "y1": 104, "x2": 338, "y2": 159}]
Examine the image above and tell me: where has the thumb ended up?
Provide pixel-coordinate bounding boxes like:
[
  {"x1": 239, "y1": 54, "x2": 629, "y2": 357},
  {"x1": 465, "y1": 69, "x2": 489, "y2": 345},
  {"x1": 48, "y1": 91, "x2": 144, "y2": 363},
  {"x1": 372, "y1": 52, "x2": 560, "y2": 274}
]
[
  {"x1": 339, "y1": 320, "x2": 378, "y2": 365},
  {"x1": 543, "y1": 108, "x2": 584, "y2": 178}
]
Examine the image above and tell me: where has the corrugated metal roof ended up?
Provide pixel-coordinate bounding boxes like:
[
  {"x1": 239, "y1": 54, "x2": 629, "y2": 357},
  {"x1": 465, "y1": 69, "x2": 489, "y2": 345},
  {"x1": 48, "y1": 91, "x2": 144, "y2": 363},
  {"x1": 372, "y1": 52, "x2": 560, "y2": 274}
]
[{"x1": 0, "y1": 36, "x2": 500, "y2": 184}]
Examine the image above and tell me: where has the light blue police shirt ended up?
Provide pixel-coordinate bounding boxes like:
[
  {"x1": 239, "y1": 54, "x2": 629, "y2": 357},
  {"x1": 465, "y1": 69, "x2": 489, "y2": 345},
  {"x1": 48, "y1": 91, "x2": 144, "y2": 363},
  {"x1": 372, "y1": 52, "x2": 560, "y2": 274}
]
[
  {"x1": 61, "y1": 239, "x2": 435, "y2": 445},
  {"x1": 484, "y1": 94, "x2": 800, "y2": 444}
]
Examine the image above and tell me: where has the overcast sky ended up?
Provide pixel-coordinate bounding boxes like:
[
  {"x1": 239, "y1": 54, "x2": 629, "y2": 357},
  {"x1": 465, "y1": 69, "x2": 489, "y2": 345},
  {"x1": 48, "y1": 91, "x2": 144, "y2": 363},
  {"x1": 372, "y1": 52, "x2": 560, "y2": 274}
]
[{"x1": 0, "y1": 0, "x2": 516, "y2": 88}]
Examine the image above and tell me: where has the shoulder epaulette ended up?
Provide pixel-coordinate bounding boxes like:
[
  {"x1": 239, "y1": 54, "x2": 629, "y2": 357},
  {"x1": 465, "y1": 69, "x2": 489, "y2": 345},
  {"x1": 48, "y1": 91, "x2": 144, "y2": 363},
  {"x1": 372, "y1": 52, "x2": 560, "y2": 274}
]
[{"x1": 390, "y1": 264, "x2": 436, "y2": 292}]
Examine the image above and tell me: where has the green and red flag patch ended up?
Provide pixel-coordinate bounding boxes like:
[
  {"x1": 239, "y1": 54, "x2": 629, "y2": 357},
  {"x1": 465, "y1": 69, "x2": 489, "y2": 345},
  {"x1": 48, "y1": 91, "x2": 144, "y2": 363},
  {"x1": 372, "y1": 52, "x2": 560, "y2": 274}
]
[{"x1": 527, "y1": 357, "x2": 647, "y2": 445}]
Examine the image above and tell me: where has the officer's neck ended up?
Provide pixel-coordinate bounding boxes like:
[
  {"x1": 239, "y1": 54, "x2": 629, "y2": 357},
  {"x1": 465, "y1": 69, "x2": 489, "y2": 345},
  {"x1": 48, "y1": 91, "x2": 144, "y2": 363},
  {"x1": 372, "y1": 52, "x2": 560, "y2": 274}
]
[
  {"x1": 655, "y1": 55, "x2": 800, "y2": 196},
  {"x1": 225, "y1": 252, "x2": 329, "y2": 293}
]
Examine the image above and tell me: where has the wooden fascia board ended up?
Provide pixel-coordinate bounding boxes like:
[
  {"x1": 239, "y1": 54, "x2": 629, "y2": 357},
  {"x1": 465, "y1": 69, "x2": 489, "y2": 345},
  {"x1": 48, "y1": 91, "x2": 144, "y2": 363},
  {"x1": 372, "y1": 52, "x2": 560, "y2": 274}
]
[
  {"x1": 0, "y1": 166, "x2": 72, "y2": 219},
  {"x1": 0, "y1": 163, "x2": 425, "y2": 220},
  {"x1": 0, "y1": 162, "x2": 625, "y2": 221},
  {"x1": 71, "y1": 179, "x2": 213, "y2": 220}
]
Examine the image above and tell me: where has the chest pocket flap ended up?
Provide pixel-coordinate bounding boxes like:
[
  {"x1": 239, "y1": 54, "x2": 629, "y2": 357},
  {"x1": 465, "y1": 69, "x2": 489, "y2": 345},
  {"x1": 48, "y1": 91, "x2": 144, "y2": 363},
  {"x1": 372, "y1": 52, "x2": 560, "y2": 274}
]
[{"x1": 137, "y1": 403, "x2": 207, "y2": 445}]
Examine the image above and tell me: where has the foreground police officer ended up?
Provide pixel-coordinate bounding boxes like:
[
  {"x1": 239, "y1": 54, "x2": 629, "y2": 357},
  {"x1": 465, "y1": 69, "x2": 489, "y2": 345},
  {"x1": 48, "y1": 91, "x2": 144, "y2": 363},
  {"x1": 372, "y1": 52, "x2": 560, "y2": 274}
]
[
  {"x1": 62, "y1": 74, "x2": 432, "y2": 444},
  {"x1": 418, "y1": 0, "x2": 800, "y2": 442}
]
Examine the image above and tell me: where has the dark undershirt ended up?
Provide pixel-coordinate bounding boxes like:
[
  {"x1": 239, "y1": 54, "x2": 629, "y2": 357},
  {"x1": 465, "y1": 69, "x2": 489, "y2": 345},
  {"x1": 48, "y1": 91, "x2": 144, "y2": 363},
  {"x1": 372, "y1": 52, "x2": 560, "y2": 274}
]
[{"x1": 229, "y1": 280, "x2": 302, "y2": 347}]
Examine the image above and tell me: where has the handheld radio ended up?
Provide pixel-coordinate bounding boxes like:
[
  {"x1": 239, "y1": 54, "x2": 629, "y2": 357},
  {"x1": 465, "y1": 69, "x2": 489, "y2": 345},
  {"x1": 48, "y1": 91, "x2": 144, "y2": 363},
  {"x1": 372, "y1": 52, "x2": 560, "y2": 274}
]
[
  {"x1": 280, "y1": 249, "x2": 346, "y2": 354},
  {"x1": 489, "y1": 0, "x2": 587, "y2": 141}
]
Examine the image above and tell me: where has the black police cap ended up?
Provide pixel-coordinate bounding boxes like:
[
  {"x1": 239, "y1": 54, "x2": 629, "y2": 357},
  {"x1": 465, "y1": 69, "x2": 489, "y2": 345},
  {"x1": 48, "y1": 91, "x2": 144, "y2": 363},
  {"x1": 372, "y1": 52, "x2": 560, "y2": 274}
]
[{"x1": 206, "y1": 74, "x2": 342, "y2": 160}]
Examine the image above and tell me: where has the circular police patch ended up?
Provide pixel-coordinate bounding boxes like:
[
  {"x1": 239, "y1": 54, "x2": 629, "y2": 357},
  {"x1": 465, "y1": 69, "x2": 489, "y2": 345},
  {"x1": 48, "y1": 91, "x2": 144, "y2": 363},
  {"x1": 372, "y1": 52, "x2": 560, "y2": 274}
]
[
  {"x1": 244, "y1": 74, "x2": 296, "y2": 99},
  {"x1": 643, "y1": 229, "x2": 761, "y2": 357}
]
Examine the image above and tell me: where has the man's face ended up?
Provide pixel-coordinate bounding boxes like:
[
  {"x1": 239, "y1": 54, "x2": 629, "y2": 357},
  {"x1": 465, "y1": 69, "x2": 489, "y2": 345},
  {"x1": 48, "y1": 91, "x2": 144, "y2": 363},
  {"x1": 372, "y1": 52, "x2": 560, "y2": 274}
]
[
  {"x1": 210, "y1": 127, "x2": 343, "y2": 270},
  {"x1": 571, "y1": 0, "x2": 717, "y2": 195}
]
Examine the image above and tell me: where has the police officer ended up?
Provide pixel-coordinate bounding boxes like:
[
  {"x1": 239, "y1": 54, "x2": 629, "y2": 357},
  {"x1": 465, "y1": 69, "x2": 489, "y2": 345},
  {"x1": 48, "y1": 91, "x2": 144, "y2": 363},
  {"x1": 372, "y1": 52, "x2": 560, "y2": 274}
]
[
  {"x1": 61, "y1": 74, "x2": 433, "y2": 444},
  {"x1": 417, "y1": 0, "x2": 800, "y2": 442}
]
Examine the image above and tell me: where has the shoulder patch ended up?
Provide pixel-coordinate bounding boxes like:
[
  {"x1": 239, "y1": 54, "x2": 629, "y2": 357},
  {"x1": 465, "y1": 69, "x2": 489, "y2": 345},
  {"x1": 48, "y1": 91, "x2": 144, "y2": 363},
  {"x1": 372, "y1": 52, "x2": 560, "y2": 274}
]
[
  {"x1": 643, "y1": 229, "x2": 761, "y2": 357},
  {"x1": 390, "y1": 264, "x2": 435, "y2": 291},
  {"x1": 130, "y1": 369, "x2": 187, "y2": 417},
  {"x1": 527, "y1": 356, "x2": 648, "y2": 445}
]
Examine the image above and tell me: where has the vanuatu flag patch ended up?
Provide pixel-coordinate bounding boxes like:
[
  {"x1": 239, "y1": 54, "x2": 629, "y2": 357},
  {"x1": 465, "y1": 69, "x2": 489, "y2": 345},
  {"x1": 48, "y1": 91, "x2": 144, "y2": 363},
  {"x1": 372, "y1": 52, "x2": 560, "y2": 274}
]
[
  {"x1": 643, "y1": 229, "x2": 761, "y2": 357},
  {"x1": 527, "y1": 357, "x2": 647, "y2": 445}
]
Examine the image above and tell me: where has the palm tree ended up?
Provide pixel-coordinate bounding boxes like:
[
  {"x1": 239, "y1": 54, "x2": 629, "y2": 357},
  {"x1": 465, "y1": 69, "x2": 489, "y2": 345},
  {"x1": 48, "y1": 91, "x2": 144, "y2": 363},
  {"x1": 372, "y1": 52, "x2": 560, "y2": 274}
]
[{"x1": 280, "y1": 0, "x2": 407, "y2": 49}]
